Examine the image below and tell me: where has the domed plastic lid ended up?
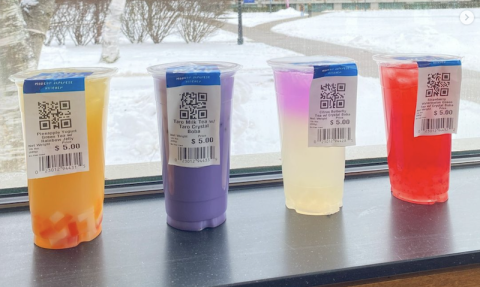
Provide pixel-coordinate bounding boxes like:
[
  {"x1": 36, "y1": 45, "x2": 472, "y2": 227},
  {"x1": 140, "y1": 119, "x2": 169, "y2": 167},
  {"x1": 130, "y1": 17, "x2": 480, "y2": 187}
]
[
  {"x1": 373, "y1": 54, "x2": 462, "y2": 66},
  {"x1": 267, "y1": 56, "x2": 356, "y2": 72},
  {"x1": 9, "y1": 67, "x2": 117, "y2": 82},
  {"x1": 147, "y1": 61, "x2": 241, "y2": 76}
]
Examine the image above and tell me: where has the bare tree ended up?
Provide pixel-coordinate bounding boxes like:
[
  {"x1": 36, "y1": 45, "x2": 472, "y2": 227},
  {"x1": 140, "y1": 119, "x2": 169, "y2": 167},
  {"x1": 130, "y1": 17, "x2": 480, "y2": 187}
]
[
  {"x1": 145, "y1": 0, "x2": 180, "y2": 44},
  {"x1": 45, "y1": 0, "x2": 110, "y2": 46},
  {"x1": 21, "y1": 0, "x2": 56, "y2": 61},
  {"x1": 177, "y1": 0, "x2": 229, "y2": 43},
  {"x1": 101, "y1": 0, "x2": 126, "y2": 62},
  {"x1": 0, "y1": 0, "x2": 54, "y2": 172},
  {"x1": 92, "y1": 0, "x2": 111, "y2": 44},
  {"x1": 69, "y1": 1, "x2": 97, "y2": 46},
  {"x1": 44, "y1": 0, "x2": 70, "y2": 46},
  {"x1": 121, "y1": 0, "x2": 148, "y2": 44}
]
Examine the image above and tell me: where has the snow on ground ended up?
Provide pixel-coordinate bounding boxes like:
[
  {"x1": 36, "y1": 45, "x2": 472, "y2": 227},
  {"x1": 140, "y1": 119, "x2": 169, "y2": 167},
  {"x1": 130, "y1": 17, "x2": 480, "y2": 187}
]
[
  {"x1": 36, "y1": 12, "x2": 480, "y2": 166},
  {"x1": 225, "y1": 7, "x2": 304, "y2": 27},
  {"x1": 38, "y1": 29, "x2": 300, "y2": 165},
  {"x1": 272, "y1": 9, "x2": 480, "y2": 72}
]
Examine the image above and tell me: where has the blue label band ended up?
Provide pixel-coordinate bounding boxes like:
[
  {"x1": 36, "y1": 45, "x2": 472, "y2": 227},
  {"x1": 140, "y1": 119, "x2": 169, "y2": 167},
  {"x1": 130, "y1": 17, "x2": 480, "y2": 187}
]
[
  {"x1": 23, "y1": 72, "x2": 93, "y2": 94},
  {"x1": 393, "y1": 56, "x2": 451, "y2": 61},
  {"x1": 291, "y1": 61, "x2": 335, "y2": 66},
  {"x1": 313, "y1": 63, "x2": 358, "y2": 79},
  {"x1": 166, "y1": 65, "x2": 221, "y2": 88},
  {"x1": 417, "y1": 60, "x2": 462, "y2": 68}
]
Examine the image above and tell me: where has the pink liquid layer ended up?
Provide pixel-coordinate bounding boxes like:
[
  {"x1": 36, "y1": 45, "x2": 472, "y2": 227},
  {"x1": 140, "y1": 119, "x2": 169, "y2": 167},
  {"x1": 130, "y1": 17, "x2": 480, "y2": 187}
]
[
  {"x1": 273, "y1": 70, "x2": 345, "y2": 215},
  {"x1": 274, "y1": 70, "x2": 313, "y2": 118}
]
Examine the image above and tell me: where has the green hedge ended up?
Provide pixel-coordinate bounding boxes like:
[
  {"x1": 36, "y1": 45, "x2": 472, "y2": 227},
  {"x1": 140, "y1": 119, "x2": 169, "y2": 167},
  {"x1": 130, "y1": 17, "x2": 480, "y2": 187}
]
[
  {"x1": 403, "y1": 1, "x2": 480, "y2": 9},
  {"x1": 342, "y1": 3, "x2": 371, "y2": 10},
  {"x1": 380, "y1": 1, "x2": 480, "y2": 9},
  {"x1": 232, "y1": 1, "x2": 480, "y2": 12},
  {"x1": 379, "y1": 2, "x2": 406, "y2": 9},
  {"x1": 231, "y1": 4, "x2": 284, "y2": 12}
]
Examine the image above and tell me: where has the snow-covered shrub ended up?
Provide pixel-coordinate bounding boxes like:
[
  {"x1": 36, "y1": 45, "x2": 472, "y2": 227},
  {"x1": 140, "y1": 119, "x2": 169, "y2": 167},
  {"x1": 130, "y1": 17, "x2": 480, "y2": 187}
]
[
  {"x1": 45, "y1": 0, "x2": 70, "y2": 45},
  {"x1": 177, "y1": 0, "x2": 230, "y2": 43},
  {"x1": 145, "y1": 0, "x2": 180, "y2": 44},
  {"x1": 121, "y1": 0, "x2": 180, "y2": 44},
  {"x1": 121, "y1": 0, "x2": 148, "y2": 43},
  {"x1": 45, "y1": 0, "x2": 110, "y2": 46}
]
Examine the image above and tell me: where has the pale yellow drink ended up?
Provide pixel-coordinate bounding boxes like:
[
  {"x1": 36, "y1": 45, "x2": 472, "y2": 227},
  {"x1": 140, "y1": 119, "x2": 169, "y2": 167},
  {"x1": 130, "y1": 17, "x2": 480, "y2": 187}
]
[
  {"x1": 281, "y1": 111, "x2": 345, "y2": 215},
  {"x1": 268, "y1": 58, "x2": 346, "y2": 215}
]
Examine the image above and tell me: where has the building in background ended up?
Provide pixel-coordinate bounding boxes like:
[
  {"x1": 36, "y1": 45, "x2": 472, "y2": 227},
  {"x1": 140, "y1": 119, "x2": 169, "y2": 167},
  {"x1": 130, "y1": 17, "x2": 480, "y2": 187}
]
[{"x1": 236, "y1": 0, "x2": 478, "y2": 12}]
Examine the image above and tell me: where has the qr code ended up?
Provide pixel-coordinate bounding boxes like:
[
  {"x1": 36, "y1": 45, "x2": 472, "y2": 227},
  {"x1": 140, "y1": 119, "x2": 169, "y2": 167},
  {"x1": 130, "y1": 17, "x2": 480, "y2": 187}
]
[
  {"x1": 179, "y1": 92, "x2": 208, "y2": 119},
  {"x1": 426, "y1": 73, "x2": 450, "y2": 97},
  {"x1": 320, "y1": 83, "x2": 346, "y2": 109},
  {"x1": 38, "y1": 101, "x2": 72, "y2": 130}
]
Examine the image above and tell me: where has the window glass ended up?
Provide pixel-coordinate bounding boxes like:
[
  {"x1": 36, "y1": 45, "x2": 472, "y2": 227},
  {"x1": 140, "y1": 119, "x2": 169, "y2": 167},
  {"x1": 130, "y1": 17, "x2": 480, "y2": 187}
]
[{"x1": 1, "y1": 0, "x2": 479, "y2": 190}]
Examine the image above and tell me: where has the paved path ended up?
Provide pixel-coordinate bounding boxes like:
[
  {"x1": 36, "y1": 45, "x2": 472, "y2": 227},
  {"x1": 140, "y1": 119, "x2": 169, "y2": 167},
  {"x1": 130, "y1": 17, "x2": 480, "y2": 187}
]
[
  {"x1": 221, "y1": 16, "x2": 480, "y2": 103},
  {"x1": 222, "y1": 17, "x2": 379, "y2": 77}
]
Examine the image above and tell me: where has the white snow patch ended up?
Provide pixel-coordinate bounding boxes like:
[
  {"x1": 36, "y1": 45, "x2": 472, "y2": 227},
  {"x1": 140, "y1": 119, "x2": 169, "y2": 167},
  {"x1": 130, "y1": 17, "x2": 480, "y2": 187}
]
[
  {"x1": 272, "y1": 9, "x2": 480, "y2": 72},
  {"x1": 38, "y1": 29, "x2": 300, "y2": 164},
  {"x1": 33, "y1": 14, "x2": 480, "y2": 165},
  {"x1": 21, "y1": 0, "x2": 39, "y2": 6},
  {"x1": 21, "y1": 0, "x2": 39, "y2": 13}
]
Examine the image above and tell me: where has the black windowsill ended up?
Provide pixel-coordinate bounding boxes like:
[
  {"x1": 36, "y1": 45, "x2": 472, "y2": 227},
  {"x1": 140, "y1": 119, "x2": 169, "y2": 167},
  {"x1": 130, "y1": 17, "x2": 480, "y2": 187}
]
[{"x1": 1, "y1": 166, "x2": 480, "y2": 286}]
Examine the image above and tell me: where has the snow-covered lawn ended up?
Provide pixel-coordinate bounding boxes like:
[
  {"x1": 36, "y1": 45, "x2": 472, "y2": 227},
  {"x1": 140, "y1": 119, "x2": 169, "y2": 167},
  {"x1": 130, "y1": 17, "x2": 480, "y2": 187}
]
[
  {"x1": 36, "y1": 10, "x2": 480, "y2": 166},
  {"x1": 38, "y1": 30, "x2": 300, "y2": 165},
  {"x1": 272, "y1": 9, "x2": 480, "y2": 72},
  {"x1": 225, "y1": 7, "x2": 304, "y2": 27}
]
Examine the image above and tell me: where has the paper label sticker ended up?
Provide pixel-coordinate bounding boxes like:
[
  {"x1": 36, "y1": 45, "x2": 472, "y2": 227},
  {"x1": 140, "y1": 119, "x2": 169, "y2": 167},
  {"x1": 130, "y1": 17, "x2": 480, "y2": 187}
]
[
  {"x1": 166, "y1": 66, "x2": 221, "y2": 168},
  {"x1": 23, "y1": 72, "x2": 91, "y2": 179},
  {"x1": 308, "y1": 63, "x2": 358, "y2": 147},
  {"x1": 414, "y1": 60, "x2": 462, "y2": 137}
]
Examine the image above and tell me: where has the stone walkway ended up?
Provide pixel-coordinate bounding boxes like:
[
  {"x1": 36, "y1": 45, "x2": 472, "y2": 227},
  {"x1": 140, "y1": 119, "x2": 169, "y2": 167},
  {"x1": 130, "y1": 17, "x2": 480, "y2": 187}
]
[{"x1": 220, "y1": 16, "x2": 480, "y2": 103}]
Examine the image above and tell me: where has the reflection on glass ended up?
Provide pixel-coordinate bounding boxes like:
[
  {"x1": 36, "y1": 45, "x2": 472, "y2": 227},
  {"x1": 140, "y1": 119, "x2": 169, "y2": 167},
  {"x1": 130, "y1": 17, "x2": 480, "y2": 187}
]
[{"x1": 1, "y1": 2, "x2": 479, "y2": 180}]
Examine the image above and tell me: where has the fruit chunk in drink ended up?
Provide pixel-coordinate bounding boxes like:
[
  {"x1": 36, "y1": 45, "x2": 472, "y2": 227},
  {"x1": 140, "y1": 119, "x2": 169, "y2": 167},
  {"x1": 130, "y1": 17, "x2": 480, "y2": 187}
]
[{"x1": 12, "y1": 69, "x2": 114, "y2": 249}]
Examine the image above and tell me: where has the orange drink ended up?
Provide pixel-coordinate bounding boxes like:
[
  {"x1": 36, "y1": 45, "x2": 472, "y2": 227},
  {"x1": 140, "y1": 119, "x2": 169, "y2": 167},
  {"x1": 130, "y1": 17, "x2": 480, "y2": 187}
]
[{"x1": 10, "y1": 68, "x2": 116, "y2": 249}]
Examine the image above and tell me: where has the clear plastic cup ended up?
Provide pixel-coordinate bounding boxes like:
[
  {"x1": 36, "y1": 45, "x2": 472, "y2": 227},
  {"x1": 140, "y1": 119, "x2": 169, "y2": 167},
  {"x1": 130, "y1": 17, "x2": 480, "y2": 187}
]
[
  {"x1": 268, "y1": 56, "x2": 355, "y2": 215},
  {"x1": 373, "y1": 54, "x2": 462, "y2": 204},
  {"x1": 147, "y1": 62, "x2": 241, "y2": 231},
  {"x1": 10, "y1": 67, "x2": 116, "y2": 249}
]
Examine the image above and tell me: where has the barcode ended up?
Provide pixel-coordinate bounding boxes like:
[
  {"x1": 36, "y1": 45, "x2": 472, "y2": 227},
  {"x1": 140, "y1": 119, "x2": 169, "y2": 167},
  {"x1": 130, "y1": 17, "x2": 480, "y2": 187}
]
[
  {"x1": 421, "y1": 118, "x2": 454, "y2": 131},
  {"x1": 178, "y1": 146, "x2": 215, "y2": 161},
  {"x1": 38, "y1": 152, "x2": 84, "y2": 172},
  {"x1": 317, "y1": 128, "x2": 352, "y2": 142}
]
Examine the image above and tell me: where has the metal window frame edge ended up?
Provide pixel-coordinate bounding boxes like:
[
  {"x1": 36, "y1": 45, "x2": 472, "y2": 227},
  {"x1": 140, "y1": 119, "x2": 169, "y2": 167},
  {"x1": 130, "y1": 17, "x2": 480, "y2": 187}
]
[{"x1": 2, "y1": 150, "x2": 480, "y2": 209}]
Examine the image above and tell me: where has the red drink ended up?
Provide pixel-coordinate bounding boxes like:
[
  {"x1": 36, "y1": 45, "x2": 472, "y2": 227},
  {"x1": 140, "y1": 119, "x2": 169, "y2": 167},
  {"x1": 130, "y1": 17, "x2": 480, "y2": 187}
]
[{"x1": 379, "y1": 63, "x2": 451, "y2": 204}]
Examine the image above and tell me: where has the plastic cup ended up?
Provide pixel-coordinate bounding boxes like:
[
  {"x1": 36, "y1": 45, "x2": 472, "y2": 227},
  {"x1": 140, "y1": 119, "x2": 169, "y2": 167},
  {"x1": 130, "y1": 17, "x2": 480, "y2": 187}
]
[
  {"x1": 267, "y1": 56, "x2": 355, "y2": 215},
  {"x1": 10, "y1": 67, "x2": 116, "y2": 249},
  {"x1": 147, "y1": 62, "x2": 241, "y2": 231},
  {"x1": 373, "y1": 54, "x2": 461, "y2": 204}
]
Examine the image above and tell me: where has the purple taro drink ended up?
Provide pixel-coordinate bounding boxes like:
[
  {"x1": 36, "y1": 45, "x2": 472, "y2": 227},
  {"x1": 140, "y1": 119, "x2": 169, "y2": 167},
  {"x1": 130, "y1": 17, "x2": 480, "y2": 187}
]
[{"x1": 148, "y1": 62, "x2": 241, "y2": 231}]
